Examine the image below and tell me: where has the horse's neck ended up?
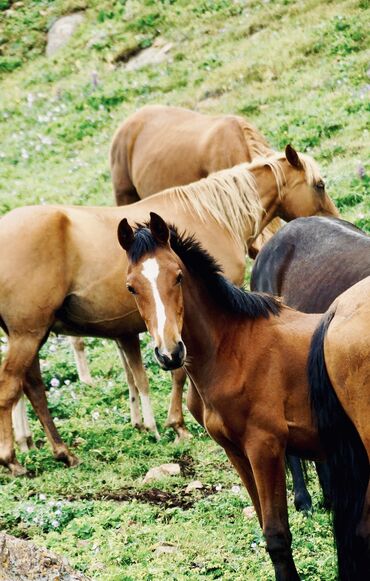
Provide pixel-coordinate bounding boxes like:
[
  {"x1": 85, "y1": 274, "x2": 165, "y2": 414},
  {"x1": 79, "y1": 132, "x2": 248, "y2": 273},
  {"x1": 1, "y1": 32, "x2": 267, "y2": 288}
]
[
  {"x1": 181, "y1": 279, "x2": 242, "y2": 390},
  {"x1": 252, "y1": 166, "x2": 282, "y2": 232}
]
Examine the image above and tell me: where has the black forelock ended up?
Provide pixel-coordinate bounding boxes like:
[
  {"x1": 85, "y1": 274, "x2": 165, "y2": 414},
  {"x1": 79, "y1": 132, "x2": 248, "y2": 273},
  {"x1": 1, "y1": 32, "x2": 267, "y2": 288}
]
[
  {"x1": 127, "y1": 226, "x2": 159, "y2": 263},
  {"x1": 129, "y1": 223, "x2": 281, "y2": 319}
]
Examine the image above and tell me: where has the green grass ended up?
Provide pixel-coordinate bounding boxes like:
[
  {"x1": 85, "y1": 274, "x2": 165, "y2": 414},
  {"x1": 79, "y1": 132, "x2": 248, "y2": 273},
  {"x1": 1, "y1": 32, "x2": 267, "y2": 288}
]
[{"x1": 0, "y1": 0, "x2": 369, "y2": 579}]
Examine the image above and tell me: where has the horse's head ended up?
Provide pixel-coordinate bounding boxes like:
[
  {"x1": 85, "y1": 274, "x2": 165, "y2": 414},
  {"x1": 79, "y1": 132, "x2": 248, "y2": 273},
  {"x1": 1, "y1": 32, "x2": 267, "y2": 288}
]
[
  {"x1": 118, "y1": 212, "x2": 186, "y2": 371},
  {"x1": 277, "y1": 145, "x2": 338, "y2": 221}
]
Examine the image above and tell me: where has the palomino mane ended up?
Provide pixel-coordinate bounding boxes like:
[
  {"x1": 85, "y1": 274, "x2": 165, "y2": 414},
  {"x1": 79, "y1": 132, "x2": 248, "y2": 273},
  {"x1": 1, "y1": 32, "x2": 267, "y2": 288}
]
[
  {"x1": 128, "y1": 224, "x2": 281, "y2": 320},
  {"x1": 162, "y1": 151, "x2": 320, "y2": 251}
]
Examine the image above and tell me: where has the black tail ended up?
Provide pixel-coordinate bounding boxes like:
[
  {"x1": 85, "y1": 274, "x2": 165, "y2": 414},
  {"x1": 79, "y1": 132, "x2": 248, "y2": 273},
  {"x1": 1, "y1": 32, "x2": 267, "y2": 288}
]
[{"x1": 308, "y1": 310, "x2": 369, "y2": 581}]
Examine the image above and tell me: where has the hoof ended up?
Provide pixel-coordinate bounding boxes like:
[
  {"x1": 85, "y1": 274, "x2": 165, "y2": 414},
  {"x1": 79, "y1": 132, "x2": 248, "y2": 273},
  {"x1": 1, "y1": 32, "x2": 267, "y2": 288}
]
[
  {"x1": 9, "y1": 461, "x2": 28, "y2": 477},
  {"x1": 80, "y1": 376, "x2": 94, "y2": 386},
  {"x1": 173, "y1": 428, "x2": 192, "y2": 444},
  {"x1": 294, "y1": 492, "x2": 312, "y2": 513},
  {"x1": 17, "y1": 436, "x2": 35, "y2": 453},
  {"x1": 55, "y1": 450, "x2": 80, "y2": 468},
  {"x1": 132, "y1": 421, "x2": 145, "y2": 431},
  {"x1": 143, "y1": 424, "x2": 160, "y2": 441}
]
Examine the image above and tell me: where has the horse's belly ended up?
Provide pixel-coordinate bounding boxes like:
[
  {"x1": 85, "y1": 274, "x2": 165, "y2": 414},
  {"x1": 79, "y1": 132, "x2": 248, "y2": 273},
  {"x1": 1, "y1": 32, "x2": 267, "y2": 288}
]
[
  {"x1": 54, "y1": 292, "x2": 145, "y2": 338},
  {"x1": 286, "y1": 424, "x2": 323, "y2": 460}
]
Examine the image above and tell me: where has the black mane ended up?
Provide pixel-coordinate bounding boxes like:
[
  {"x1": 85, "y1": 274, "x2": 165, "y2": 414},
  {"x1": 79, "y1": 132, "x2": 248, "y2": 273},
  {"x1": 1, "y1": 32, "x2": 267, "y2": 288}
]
[{"x1": 129, "y1": 224, "x2": 281, "y2": 320}]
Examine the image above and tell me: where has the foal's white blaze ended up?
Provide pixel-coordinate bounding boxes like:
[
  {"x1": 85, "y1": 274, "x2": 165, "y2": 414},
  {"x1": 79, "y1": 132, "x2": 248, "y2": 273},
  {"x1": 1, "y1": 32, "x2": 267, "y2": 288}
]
[{"x1": 141, "y1": 258, "x2": 168, "y2": 352}]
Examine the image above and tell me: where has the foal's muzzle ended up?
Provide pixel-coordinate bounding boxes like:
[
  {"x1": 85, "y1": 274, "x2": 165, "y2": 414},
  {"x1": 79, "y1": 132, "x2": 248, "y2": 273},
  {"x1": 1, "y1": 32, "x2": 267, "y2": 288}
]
[{"x1": 155, "y1": 341, "x2": 186, "y2": 370}]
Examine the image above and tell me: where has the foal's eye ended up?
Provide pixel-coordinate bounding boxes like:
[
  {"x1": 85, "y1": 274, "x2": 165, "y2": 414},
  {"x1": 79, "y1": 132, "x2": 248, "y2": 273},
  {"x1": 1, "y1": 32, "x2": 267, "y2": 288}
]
[
  {"x1": 316, "y1": 180, "x2": 325, "y2": 191},
  {"x1": 127, "y1": 285, "x2": 136, "y2": 295},
  {"x1": 175, "y1": 273, "x2": 183, "y2": 285}
]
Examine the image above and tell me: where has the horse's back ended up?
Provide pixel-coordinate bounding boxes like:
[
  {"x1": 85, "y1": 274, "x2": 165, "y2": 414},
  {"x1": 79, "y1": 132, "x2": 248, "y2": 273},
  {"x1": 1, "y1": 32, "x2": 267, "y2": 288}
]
[
  {"x1": 252, "y1": 216, "x2": 370, "y2": 313},
  {"x1": 110, "y1": 105, "x2": 266, "y2": 197}
]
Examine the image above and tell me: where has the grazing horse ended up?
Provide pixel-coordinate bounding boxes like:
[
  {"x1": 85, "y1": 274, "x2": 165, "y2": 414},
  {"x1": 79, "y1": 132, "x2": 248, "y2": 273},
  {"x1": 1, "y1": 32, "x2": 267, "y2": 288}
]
[
  {"x1": 0, "y1": 147, "x2": 337, "y2": 475},
  {"x1": 251, "y1": 216, "x2": 370, "y2": 511},
  {"x1": 110, "y1": 104, "x2": 272, "y2": 206},
  {"x1": 118, "y1": 213, "x2": 369, "y2": 581}
]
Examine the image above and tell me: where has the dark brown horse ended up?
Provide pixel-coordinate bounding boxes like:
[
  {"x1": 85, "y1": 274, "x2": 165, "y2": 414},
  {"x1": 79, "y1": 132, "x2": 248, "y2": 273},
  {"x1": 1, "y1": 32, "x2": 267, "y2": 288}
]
[
  {"x1": 251, "y1": 216, "x2": 370, "y2": 511},
  {"x1": 118, "y1": 213, "x2": 369, "y2": 581}
]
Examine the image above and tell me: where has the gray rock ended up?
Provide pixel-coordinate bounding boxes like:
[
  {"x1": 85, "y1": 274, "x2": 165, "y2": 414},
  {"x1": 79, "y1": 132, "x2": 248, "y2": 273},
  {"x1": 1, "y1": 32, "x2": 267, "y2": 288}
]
[
  {"x1": 143, "y1": 462, "x2": 181, "y2": 483},
  {"x1": 0, "y1": 532, "x2": 89, "y2": 580},
  {"x1": 125, "y1": 39, "x2": 172, "y2": 71},
  {"x1": 46, "y1": 13, "x2": 85, "y2": 58}
]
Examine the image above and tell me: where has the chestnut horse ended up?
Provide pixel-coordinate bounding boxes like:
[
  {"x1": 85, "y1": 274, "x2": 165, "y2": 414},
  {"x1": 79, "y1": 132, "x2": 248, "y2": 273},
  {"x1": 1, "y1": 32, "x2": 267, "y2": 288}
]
[
  {"x1": 251, "y1": 216, "x2": 370, "y2": 512},
  {"x1": 118, "y1": 213, "x2": 369, "y2": 581},
  {"x1": 110, "y1": 104, "x2": 272, "y2": 206},
  {"x1": 1, "y1": 147, "x2": 337, "y2": 475}
]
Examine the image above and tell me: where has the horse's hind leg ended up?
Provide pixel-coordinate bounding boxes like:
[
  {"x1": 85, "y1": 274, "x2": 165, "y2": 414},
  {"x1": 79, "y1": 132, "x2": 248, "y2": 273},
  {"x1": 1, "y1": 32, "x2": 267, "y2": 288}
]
[
  {"x1": 166, "y1": 368, "x2": 191, "y2": 442},
  {"x1": 116, "y1": 340, "x2": 143, "y2": 429},
  {"x1": 12, "y1": 395, "x2": 34, "y2": 452},
  {"x1": 117, "y1": 335, "x2": 159, "y2": 440},
  {"x1": 0, "y1": 335, "x2": 43, "y2": 475},
  {"x1": 69, "y1": 336, "x2": 93, "y2": 385},
  {"x1": 286, "y1": 454, "x2": 312, "y2": 512},
  {"x1": 24, "y1": 356, "x2": 79, "y2": 467}
]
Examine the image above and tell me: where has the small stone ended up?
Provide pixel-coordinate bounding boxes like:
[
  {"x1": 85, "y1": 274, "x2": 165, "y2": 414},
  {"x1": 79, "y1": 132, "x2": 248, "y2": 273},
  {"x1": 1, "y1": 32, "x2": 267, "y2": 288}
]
[
  {"x1": 243, "y1": 506, "x2": 256, "y2": 519},
  {"x1": 143, "y1": 463, "x2": 181, "y2": 483},
  {"x1": 125, "y1": 40, "x2": 173, "y2": 71},
  {"x1": 185, "y1": 480, "x2": 203, "y2": 493},
  {"x1": 153, "y1": 543, "x2": 177, "y2": 556},
  {"x1": 46, "y1": 13, "x2": 85, "y2": 57}
]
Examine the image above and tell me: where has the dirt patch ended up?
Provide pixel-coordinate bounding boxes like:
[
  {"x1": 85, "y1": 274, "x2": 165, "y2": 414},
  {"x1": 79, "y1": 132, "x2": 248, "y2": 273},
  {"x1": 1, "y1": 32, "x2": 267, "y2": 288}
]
[
  {"x1": 65, "y1": 485, "x2": 217, "y2": 510},
  {"x1": 177, "y1": 453, "x2": 197, "y2": 478}
]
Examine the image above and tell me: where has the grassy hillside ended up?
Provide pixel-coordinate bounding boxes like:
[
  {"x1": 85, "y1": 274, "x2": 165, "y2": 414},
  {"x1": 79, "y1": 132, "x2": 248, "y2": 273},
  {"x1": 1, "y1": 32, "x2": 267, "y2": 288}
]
[{"x1": 0, "y1": 1, "x2": 369, "y2": 580}]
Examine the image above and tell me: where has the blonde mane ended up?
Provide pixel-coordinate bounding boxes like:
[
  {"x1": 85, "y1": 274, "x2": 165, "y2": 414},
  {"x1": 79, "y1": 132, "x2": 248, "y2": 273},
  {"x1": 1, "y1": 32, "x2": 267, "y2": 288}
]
[
  {"x1": 165, "y1": 152, "x2": 321, "y2": 251},
  {"x1": 170, "y1": 164, "x2": 262, "y2": 249}
]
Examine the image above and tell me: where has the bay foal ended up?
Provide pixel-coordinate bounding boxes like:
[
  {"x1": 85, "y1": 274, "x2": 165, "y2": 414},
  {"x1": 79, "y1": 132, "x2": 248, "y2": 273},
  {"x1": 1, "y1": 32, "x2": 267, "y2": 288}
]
[{"x1": 118, "y1": 213, "x2": 369, "y2": 581}]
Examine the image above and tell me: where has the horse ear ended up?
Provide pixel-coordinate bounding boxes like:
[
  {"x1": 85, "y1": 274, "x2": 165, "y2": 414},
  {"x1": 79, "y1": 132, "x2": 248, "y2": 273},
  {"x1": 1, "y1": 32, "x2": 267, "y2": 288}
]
[
  {"x1": 117, "y1": 218, "x2": 135, "y2": 251},
  {"x1": 149, "y1": 212, "x2": 170, "y2": 245},
  {"x1": 285, "y1": 144, "x2": 302, "y2": 169}
]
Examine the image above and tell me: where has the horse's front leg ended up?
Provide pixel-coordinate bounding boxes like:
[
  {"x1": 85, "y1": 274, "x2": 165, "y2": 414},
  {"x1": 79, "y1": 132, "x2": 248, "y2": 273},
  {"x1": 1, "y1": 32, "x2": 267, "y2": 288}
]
[
  {"x1": 166, "y1": 368, "x2": 191, "y2": 442},
  {"x1": 117, "y1": 335, "x2": 160, "y2": 440},
  {"x1": 223, "y1": 443, "x2": 262, "y2": 525},
  {"x1": 24, "y1": 357, "x2": 79, "y2": 467},
  {"x1": 246, "y1": 428, "x2": 300, "y2": 581}
]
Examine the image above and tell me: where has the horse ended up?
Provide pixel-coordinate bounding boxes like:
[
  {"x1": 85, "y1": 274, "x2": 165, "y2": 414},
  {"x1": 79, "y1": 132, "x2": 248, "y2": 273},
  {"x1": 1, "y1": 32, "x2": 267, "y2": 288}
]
[
  {"x1": 251, "y1": 216, "x2": 370, "y2": 512},
  {"x1": 0, "y1": 147, "x2": 337, "y2": 476},
  {"x1": 118, "y1": 212, "x2": 369, "y2": 581},
  {"x1": 110, "y1": 104, "x2": 272, "y2": 206}
]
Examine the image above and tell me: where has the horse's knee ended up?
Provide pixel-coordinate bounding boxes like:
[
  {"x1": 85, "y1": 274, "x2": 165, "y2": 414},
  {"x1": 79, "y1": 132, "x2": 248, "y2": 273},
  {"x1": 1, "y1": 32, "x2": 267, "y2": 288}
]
[{"x1": 264, "y1": 527, "x2": 292, "y2": 562}]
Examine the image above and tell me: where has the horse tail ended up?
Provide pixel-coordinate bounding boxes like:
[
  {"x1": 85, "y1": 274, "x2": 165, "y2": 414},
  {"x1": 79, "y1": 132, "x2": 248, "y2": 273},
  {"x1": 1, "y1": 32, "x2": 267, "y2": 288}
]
[{"x1": 308, "y1": 309, "x2": 369, "y2": 581}]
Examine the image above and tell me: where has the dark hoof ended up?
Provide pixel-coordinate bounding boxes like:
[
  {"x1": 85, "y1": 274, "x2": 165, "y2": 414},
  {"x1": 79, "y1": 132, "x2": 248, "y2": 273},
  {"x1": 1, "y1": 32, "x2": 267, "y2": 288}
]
[
  {"x1": 294, "y1": 492, "x2": 312, "y2": 513},
  {"x1": 55, "y1": 451, "x2": 80, "y2": 467}
]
